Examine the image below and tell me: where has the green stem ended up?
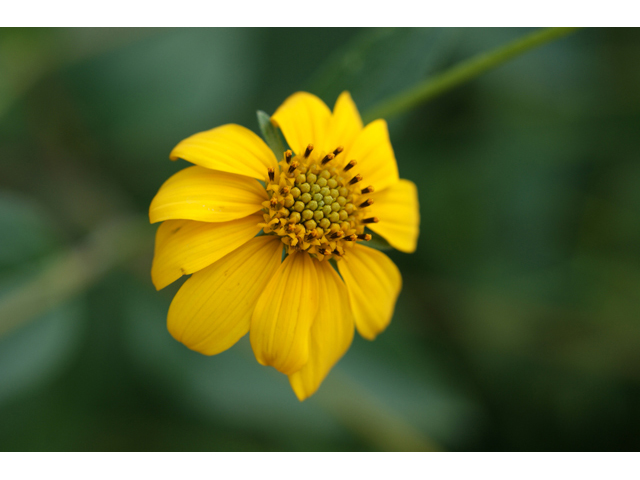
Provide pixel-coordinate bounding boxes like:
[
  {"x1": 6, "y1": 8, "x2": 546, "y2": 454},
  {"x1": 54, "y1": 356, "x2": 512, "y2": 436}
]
[
  {"x1": 0, "y1": 216, "x2": 152, "y2": 337},
  {"x1": 363, "y1": 27, "x2": 580, "y2": 123},
  {"x1": 319, "y1": 369, "x2": 442, "y2": 451}
]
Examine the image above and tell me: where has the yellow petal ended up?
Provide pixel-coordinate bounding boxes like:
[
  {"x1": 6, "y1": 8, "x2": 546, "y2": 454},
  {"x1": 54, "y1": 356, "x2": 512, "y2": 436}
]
[
  {"x1": 167, "y1": 236, "x2": 283, "y2": 356},
  {"x1": 149, "y1": 166, "x2": 267, "y2": 224},
  {"x1": 368, "y1": 179, "x2": 420, "y2": 253},
  {"x1": 250, "y1": 251, "x2": 319, "y2": 375},
  {"x1": 343, "y1": 119, "x2": 399, "y2": 193},
  {"x1": 338, "y1": 244, "x2": 402, "y2": 340},
  {"x1": 169, "y1": 124, "x2": 278, "y2": 182},
  {"x1": 271, "y1": 92, "x2": 331, "y2": 156},
  {"x1": 288, "y1": 260, "x2": 354, "y2": 401},
  {"x1": 324, "y1": 91, "x2": 363, "y2": 153},
  {"x1": 151, "y1": 214, "x2": 263, "y2": 290}
]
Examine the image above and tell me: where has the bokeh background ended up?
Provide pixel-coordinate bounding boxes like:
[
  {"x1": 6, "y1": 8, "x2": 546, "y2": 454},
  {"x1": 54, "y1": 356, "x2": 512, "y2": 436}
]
[{"x1": 1, "y1": 27, "x2": 639, "y2": 451}]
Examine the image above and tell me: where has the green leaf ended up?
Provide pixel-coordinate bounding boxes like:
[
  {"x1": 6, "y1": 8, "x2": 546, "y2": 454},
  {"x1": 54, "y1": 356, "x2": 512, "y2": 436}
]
[{"x1": 256, "y1": 110, "x2": 287, "y2": 159}]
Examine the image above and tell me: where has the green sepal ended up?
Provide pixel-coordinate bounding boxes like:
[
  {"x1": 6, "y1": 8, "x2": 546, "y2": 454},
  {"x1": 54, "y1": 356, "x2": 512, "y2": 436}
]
[
  {"x1": 328, "y1": 258, "x2": 342, "y2": 278},
  {"x1": 364, "y1": 228, "x2": 394, "y2": 251},
  {"x1": 256, "y1": 110, "x2": 288, "y2": 159}
]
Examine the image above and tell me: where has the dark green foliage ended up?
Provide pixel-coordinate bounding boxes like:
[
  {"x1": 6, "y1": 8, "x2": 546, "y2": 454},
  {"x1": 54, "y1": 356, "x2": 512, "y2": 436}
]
[{"x1": 1, "y1": 28, "x2": 639, "y2": 452}]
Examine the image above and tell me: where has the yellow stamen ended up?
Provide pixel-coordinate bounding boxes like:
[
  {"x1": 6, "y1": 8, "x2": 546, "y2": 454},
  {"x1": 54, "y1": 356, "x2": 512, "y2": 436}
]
[{"x1": 261, "y1": 144, "x2": 378, "y2": 260}]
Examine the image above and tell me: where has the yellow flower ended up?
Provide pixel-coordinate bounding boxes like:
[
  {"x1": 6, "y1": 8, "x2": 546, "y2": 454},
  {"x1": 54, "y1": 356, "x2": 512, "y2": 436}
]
[{"x1": 149, "y1": 92, "x2": 419, "y2": 400}]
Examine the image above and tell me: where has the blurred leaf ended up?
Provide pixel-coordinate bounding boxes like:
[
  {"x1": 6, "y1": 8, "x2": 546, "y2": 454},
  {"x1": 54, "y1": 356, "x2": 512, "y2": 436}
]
[
  {"x1": 120, "y1": 273, "x2": 480, "y2": 451},
  {"x1": 0, "y1": 29, "x2": 155, "y2": 121},
  {"x1": 364, "y1": 28, "x2": 579, "y2": 122},
  {"x1": 307, "y1": 28, "x2": 461, "y2": 114},
  {"x1": 0, "y1": 214, "x2": 151, "y2": 337},
  {"x1": 121, "y1": 278, "x2": 348, "y2": 451},
  {"x1": 0, "y1": 192, "x2": 84, "y2": 406},
  {"x1": 0, "y1": 192, "x2": 60, "y2": 270},
  {"x1": 0, "y1": 302, "x2": 83, "y2": 407},
  {"x1": 324, "y1": 323, "x2": 482, "y2": 449},
  {"x1": 63, "y1": 29, "x2": 263, "y2": 203},
  {"x1": 2, "y1": 27, "x2": 640, "y2": 452}
]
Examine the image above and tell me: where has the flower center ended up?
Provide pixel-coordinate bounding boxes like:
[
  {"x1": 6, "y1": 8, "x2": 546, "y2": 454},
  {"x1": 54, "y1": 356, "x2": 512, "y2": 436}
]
[{"x1": 260, "y1": 144, "x2": 377, "y2": 260}]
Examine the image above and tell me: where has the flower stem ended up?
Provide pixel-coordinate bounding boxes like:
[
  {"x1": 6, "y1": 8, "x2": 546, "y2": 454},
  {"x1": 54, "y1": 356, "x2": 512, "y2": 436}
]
[
  {"x1": 320, "y1": 369, "x2": 442, "y2": 451},
  {"x1": 363, "y1": 27, "x2": 581, "y2": 123},
  {"x1": 0, "y1": 216, "x2": 152, "y2": 337}
]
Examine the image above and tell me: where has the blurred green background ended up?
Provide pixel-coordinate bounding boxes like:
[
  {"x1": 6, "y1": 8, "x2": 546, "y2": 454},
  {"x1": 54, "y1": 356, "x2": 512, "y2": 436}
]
[{"x1": 1, "y1": 27, "x2": 639, "y2": 451}]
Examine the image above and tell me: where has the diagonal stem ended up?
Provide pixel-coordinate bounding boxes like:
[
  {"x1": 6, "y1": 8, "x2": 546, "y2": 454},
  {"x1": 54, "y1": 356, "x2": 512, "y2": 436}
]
[
  {"x1": 364, "y1": 27, "x2": 581, "y2": 123},
  {"x1": 0, "y1": 216, "x2": 152, "y2": 337}
]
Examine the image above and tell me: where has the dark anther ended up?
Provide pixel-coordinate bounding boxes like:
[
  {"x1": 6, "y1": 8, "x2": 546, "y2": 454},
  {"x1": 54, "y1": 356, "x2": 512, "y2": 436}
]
[
  {"x1": 333, "y1": 146, "x2": 344, "y2": 156},
  {"x1": 304, "y1": 144, "x2": 314, "y2": 158},
  {"x1": 360, "y1": 186, "x2": 374, "y2": 194},
  {"x1": 359, "y1": 199, "x2": 374, "y2": 208},
  {"x1": 268, "y1": 168, "x2": 275, "y2": 182},
  {"x1": 284, "y1": 150, "x2": 293, "y2": 164},
  {"x1": 343, "y1": 160, "x2": 357, "y2": 172},
  {"x1": 321, "y1": 153, "x2": 335, "y2": 165},
  {"x1": 362, "y1": 217, "x2": 378, "y2": 224},
  {"x1": 348, "y1": 174, "x2": 362, "y2": 185},
  {"x1": 288, "y1": 161, "x2": 299, "y2": 175},
  {"x1": 357, "y1": 233, "x2": 372, "y2": 241}
]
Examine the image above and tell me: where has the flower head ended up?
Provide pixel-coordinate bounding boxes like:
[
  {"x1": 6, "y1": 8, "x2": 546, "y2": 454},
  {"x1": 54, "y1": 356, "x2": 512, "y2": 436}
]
[{"x1": 149, "y1": 92, "x2": 419, "y2": 400}]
